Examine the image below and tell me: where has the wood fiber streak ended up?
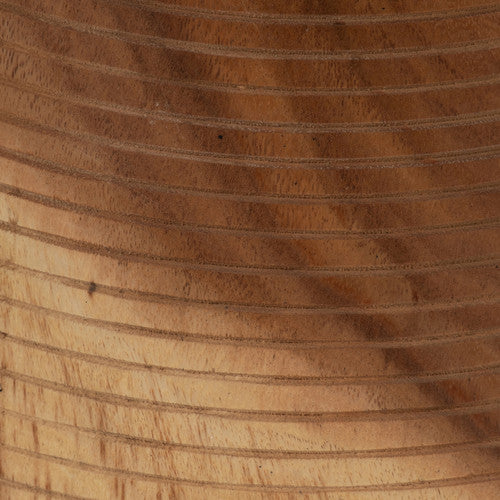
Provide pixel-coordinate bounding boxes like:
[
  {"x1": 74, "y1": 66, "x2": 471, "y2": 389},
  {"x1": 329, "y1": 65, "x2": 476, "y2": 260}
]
[{"x1": 0, "y1": 0, "x2": 499, "y2": 498}]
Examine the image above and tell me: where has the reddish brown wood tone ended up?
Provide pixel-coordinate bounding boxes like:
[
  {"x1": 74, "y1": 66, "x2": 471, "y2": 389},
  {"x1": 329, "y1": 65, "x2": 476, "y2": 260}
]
[{"x1": 0, "y1": 0, "x2": 499, "y2": 498}]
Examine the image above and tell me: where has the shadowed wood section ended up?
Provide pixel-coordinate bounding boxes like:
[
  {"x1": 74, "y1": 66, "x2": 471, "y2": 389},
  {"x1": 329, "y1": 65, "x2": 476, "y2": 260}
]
[{"x1": 0, "y1": 0, "x2": 499, "y2": 498}]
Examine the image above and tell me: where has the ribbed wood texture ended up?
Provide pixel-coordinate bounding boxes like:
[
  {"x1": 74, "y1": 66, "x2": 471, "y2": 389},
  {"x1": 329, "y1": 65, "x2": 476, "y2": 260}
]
[{"x1": 0, "y1": 0, "x2": 499, "y2": 498}]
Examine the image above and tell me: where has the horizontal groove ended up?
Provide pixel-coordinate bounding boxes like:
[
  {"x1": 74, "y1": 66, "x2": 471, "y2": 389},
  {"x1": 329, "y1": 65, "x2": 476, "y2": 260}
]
[
  {"x1": 0, "y1": 110, "x2": 498, "y2": 170},
  {"x1": 4, "y1": 38, "x2": 499, "y2": 96},
  {"x1": 3, "y1": 74, "x2": 499, "y2": 133},
  {"x1": 115, "y1": 0, "x2": 500, "y2": 26},
  {"x1": 4, "y1": 260, "x2": 499, "y2": 314},
  {"x1": 2, "y1": 370, "x2": 499, "y2": 422},
  {"x1": 3, "y1": 182, "x2": 499, "y2": 239},
  {"x1": 3, "y1": 2, "x2": 500, "y2": 60},
  {"x1": 4, "y1": 332, "x2": 499, "y2": 387},
  {"x1": 3, "y1": 408, "x2": 499, "y2": 460},
  {"x1": 2, "y1": 444, "x2": 499, "y2": 491},
  {"x1": 0, "y1": 478, "x2": 86, "y2": 499},
  {"x1": 2, "y1": 145, "x2": 499, "y2": 205},
  {"x1": 3, "y1": 295, "x2": 498, "y2": 350},
  {"x1": 2, "y1": 221, "x2": 499, "y2": 277}
]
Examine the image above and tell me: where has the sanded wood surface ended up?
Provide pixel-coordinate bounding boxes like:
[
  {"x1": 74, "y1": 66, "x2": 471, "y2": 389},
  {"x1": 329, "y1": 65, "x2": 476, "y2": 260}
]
[{"x1": 0, "y1": 0, "x2": 499, "y2": 498}]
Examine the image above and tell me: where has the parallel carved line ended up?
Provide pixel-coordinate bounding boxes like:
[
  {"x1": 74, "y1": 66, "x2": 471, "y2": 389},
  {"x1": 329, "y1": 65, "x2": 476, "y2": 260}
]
[
  {"x1": 2, "y1": 75, "x2": 499, "y2": 133},
  {"x1": 3, "y1": 333, "x2": 499, "y2": 387},
  {"x1": 3, "y1": 2, "x2": 500, "y2": 60},
  {"x1": 2, "y1": 145, "x2": 499, "y2": 204},
  {"x1": 3, "y1": 182, "x2": 499, "y2": 239},
  {"x1": 2, "y1": 39, "x2": 499, "y2": 96},
  {"x1": 4, "y1": 260, "x2": 499, "y2": 314},
  {"x1": 115, "y1": 0, "x2": 500, "y2": 26},
  {"x1": 0, "y1": 111, "x2": 498, "y2": 170},
  {"x1": 3, "y1": 408, "x2": 499, "y2": 460},
  {"x1": 1, "y1": 370, "x2": 499, "y2": 422},
  {"x1": 0, "y1": 478, "x2": 86, "y2": 499},
  {"x1": 2, "y1": 296, "x2": 498, "y2": 349},
  {"x1": 1, "y1": 444, "x2": 499, "y2": 491},
  {"x1": 2, "y1": 221, "x2": 498, "y2": 277}
]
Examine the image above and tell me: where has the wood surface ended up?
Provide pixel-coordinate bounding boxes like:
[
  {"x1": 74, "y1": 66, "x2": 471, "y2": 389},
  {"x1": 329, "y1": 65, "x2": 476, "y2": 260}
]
[{"x1": 0, "y1": 0, "x2": 499, "y2": 498}]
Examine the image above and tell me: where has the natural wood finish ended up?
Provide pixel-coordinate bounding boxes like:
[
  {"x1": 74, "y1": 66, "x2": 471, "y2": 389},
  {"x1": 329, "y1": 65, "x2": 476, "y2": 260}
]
[{"x1": 0, "y1": 0, "x2": 499, "y2": 498}]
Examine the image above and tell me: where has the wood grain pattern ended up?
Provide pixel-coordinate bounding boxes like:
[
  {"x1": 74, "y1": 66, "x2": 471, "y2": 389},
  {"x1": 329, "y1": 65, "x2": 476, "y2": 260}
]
[{"x1": 0, "y1": 0, "x2": 499, "y2": 498}]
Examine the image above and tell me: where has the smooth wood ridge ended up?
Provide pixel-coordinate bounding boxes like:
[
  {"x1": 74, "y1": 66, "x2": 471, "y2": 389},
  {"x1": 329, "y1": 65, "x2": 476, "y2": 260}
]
[{"x1": 0, "y1": 0, "x2": 499, "y2": 498}]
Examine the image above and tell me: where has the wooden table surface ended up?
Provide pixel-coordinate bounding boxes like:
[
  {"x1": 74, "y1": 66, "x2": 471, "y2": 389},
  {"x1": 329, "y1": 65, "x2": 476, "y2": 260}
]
[{"x1": 0, "y1": 0, "x2": 499, "y2": 498}]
